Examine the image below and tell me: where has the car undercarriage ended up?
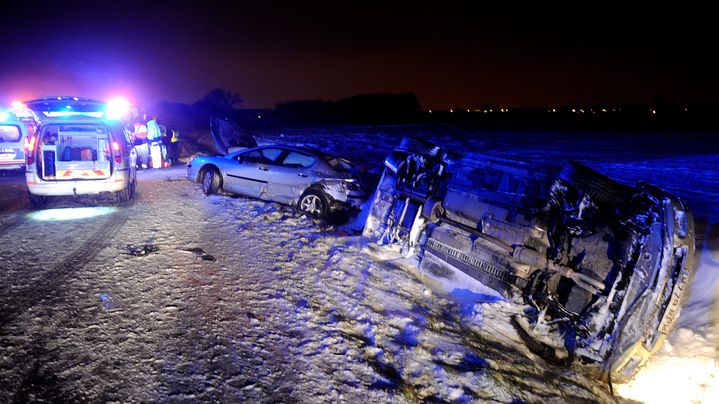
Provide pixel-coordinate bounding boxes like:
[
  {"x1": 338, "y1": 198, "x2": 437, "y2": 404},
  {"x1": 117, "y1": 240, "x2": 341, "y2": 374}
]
[{"x1": 363, "y1": 137, "x2": 695, "y2": 382}]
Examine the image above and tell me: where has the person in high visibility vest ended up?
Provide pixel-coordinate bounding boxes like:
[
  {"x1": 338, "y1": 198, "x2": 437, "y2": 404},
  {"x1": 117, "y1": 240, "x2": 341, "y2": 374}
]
[
  {"x1": 168, "y1": 128, "x2": 180, "y2": 165},
  {"x1": 146, "y1": 115, "x2": 160, "y2": 141},
  {"x1": 146, "y1": 115, "x2": 163, "y2": 168},
  {"x1": 132, "y1": 120, "x2": 149, "y2": 168}
]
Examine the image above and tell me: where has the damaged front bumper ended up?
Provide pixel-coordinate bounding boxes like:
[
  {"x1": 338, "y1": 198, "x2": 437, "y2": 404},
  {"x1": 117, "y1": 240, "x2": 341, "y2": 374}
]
[
  {"x1": 605, "y1": 190, "x2": 695, "y2": 381},
  {"x1": 321, "y1": 179, "x2": 366, "y2": 212}
]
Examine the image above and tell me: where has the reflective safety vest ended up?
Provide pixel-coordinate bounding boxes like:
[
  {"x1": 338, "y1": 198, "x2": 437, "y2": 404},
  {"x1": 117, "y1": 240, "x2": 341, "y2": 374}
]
[{"x1": 146, "y1": 119, "x2": 161, "y2": 140}]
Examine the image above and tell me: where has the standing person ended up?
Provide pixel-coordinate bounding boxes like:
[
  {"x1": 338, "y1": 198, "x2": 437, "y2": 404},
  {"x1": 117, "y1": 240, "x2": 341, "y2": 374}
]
[
  {"x1": 168, "y1": 128, "x2": 180, "y2": 165},
  {"x1": 132, "y1": 118, "x2": 149, "y2": 168},
  {"x1": 159, "y1": 125, "x2": 170, "y2": 166},
  {"x1": 146, "y1": 114, "x2": 162, "y2": 168}
]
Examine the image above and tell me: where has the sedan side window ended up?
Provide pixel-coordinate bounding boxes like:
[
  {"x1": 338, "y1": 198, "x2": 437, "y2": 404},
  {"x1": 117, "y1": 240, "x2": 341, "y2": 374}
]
[
  {"x1": 282, "y1": 151, "x2": 316, "y2": 169},
  {"x1": 261, "y1": 148, "x2": 283, "y2": 164},
  {"x1": 237, "y1": 148, "x2": 284, "y2": 165},
  {"x1": 237, "y1": 149, "x2": 262, "y2": 163}
]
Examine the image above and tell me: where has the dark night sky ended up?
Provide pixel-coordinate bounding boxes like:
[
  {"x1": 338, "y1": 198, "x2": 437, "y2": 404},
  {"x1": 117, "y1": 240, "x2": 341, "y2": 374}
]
[{"x1": 1, "y1": 1, "x2": 716, "y2": 109}]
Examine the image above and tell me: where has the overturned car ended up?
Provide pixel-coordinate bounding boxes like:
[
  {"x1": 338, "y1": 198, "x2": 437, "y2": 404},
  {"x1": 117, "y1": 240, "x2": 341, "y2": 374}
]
[{"x1": 363, "y1": 137, "x2": 695, "y2": 382}]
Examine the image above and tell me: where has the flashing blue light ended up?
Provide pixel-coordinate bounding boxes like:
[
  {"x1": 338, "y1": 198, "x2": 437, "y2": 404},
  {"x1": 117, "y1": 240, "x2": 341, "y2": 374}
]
[
  {"x1": 0, "y1": 111, "x2": 9, "y2": 122},
  {"x1": 42, "y1": 111, "x2": 105, "y2": 118},
  {"x1": 28, "y1": 207, "x2": 117, "y2": 221}
]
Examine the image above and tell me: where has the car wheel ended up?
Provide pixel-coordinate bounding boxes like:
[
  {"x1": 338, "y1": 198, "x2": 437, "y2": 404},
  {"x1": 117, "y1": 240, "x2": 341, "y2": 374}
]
[
  {"x1": 299, "y1": 190, "x2": 329, "y2": 218},
  {"x1": 29, "y1": 193, "x2": 46, "y2": 209},
  {"x1": 397, "y1": 137, "x2": 440, "y2": 157},
  {"x1": 129, "y1": 177, "x2": 137, "y2": 200},
  {"x1": 559, "y1": 161, "x2": 628, "y2": 209},
  {"x1": 202, "y1": 168, "x2": 221, "y2": 195},
  {"x1": 116, "y1": 187, "x2": 130, "y2": 202}
]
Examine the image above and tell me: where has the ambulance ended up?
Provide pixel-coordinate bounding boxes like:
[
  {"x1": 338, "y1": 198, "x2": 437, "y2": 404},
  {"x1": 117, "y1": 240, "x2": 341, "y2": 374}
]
[
  {"x1": 0, "y1": 102, "x2": 36, "y2": 170},
  {"x1": 23, "y1": 97, "x2": 137, "y2": 208}
]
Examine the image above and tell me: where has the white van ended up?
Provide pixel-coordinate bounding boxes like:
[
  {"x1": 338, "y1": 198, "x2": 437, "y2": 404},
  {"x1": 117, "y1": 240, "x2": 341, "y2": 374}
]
[
  {"x1": 0, "y1": 109, "x2": 31, "y2": 170},
  {"x1": 24, "y1": 97, "x2": 137, "y2": 208}
]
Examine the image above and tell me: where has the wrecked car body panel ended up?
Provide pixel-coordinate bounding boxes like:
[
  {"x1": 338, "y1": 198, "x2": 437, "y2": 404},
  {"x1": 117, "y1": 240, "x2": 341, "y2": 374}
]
[{"x1": 363, "y1": 137, "x2": 695, "y2": 382}]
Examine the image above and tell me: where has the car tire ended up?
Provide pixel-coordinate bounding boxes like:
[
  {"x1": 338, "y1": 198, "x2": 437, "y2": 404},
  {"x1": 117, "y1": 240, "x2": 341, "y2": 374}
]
[
  {"x1": 116, "y1": 187, "x2": 130, "y2": 202},
  {"x1": 29, "y1": 193, "x2": 46, "y2": 209},
  {"x1": 299, "y1": 189, "x2": 329, "y2": 218},
  {"x1": 397, "y1": 137, "x2": 440, "y2": 157},
  {"x1": 559, "y1": 161, "x2": 627, "y2": 208},
  {"x1": 202, "y1": 168, "x2": 221, "y2": 195},
  {"x1": 129, "y1": 177, "x2": 137, "y2": 199}
]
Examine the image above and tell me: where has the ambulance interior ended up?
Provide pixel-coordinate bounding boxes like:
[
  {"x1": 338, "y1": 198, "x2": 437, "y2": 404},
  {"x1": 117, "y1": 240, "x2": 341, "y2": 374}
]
[{"x1": 38, "y1": 125, "x2": 112, "y2": 179}]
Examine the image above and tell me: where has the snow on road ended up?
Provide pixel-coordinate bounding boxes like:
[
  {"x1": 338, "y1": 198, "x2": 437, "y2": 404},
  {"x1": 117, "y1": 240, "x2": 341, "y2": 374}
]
[{"x1": 1, "y1": 167, "x2": 614, "y2": 402}]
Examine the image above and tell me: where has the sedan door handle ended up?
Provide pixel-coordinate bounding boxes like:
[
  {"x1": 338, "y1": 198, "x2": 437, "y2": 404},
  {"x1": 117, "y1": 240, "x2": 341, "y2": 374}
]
[
  {"x1": 297, "y1": 172, "x2": 307, "y2": 177},
  {"x1": 258, "y1": 166, "x2": 268, "y2": 171}
]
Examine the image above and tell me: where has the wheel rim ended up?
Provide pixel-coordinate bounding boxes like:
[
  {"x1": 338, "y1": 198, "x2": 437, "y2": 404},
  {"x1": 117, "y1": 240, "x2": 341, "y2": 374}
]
[
  {"x1": 300, "y1": 194, "x2": 322, "y2": 216},
  {"x1": 203, "y1": 171, "x2": 212, "y2": 192}
]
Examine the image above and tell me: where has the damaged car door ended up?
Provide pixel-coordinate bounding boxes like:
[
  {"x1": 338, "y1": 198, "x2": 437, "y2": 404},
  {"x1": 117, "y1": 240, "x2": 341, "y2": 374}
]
[
  {"x1": 223, "y1": 147, "x2": 283, "y2": 198},
  {"x1": 264, "y1": 150, "x2": 316, "y2": 205}
]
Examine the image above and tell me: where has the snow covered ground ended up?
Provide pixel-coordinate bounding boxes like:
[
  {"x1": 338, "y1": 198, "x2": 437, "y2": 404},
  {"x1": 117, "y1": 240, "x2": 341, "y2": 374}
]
[
  {"x1": 256, "y1": 125, "x2": 719, "y2": 403},
  {"x1": 0, "y1": 125, "x2": 716, "y2": 403}
]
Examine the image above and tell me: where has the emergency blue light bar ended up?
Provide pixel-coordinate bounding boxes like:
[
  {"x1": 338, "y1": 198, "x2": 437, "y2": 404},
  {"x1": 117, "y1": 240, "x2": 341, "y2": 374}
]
[{"x1": 41, "y1": 110, "x2": 105, "y2": 118}]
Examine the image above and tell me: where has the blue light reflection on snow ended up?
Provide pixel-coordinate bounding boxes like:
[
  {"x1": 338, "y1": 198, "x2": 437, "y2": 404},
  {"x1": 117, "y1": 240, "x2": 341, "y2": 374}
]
[
  {"x1": 28, "y1": 207, "x2": 117, "y2": 221},
  {"x1": 449, "y1": 289, "x2": 504, "y2": 317}
]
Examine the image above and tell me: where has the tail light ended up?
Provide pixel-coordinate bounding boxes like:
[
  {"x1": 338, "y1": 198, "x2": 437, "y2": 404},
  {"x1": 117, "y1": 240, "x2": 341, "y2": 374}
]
[
  {"x1": 24, "y1": 135, "x2": 37, "y2": 165},
  {"x1": 113, "y1": 141, "x2": 121, "y2": 164}
]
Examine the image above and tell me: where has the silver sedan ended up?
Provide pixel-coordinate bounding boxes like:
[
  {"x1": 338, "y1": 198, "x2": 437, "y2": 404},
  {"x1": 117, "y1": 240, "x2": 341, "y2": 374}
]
[{"x1": 186, "y1": 145, "x2": 366, "y2": 218}]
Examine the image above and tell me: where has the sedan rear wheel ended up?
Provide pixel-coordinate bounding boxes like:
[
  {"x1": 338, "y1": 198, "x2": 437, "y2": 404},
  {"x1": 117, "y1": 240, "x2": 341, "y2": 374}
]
[{"x1": 299, "y1": 190, "x2": 328, "y2": 218}]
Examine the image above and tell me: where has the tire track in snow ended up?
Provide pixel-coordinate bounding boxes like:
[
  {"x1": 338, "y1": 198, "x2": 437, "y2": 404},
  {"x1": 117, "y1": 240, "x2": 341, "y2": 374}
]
[
  {"x1": 0, "y1": 207, "x2": 129, "y2": 333},
  {"x1": 0, "y1": 212, "x2": 28, "y2": 234}
]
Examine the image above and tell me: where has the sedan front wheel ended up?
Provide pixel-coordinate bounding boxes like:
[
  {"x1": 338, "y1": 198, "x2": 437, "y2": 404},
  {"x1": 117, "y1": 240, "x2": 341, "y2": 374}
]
[{"x1": 202, "y1": 168, "x2": 221, "y2": 195}]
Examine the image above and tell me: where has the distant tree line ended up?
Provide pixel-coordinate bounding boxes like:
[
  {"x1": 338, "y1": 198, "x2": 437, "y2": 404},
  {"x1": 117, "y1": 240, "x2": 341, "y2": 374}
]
[{"x1": 150, "y1": 88, "x2": 718, "y2": 147}]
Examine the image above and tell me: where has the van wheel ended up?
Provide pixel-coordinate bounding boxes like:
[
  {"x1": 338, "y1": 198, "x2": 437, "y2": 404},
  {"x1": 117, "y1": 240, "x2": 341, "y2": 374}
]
[
  {"x1": 299, "y1": 190, "x2": 329, "y2": 218},
  {"x1": 116, "y1": 187, "x2": 130, "y2": 202},
  {"x1": 129, "y1": 177, "x2": 137, "y2": 199},
  {"x1": 29, "y1": 193, "x2": 46, "y2": 209},
  {"x1": 202, "y1": 168, "x2": 221, "y2": 195}
]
